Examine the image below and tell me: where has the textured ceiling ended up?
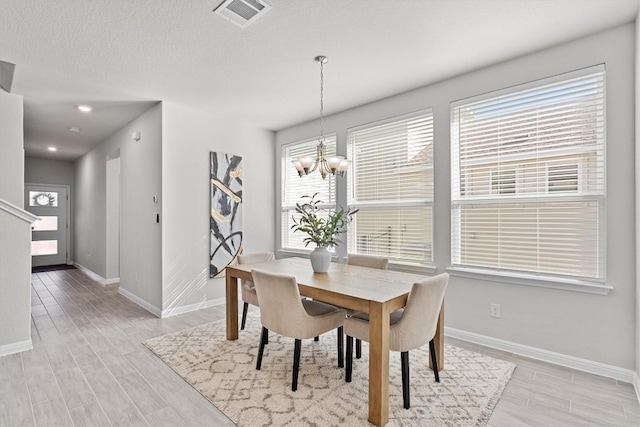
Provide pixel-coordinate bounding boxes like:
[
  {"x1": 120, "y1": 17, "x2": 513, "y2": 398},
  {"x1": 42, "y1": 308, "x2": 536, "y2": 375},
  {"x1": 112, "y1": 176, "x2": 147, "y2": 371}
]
[{"x1": 1, "y1": 0, "x2": 638, "y2": 161}]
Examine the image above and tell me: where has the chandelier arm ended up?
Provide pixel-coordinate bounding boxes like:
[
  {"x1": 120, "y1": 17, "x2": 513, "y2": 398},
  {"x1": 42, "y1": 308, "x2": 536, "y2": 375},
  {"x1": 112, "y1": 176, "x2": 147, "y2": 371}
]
[{"x1": 309, "y1": 158, "x2": 320, "y2": 173}]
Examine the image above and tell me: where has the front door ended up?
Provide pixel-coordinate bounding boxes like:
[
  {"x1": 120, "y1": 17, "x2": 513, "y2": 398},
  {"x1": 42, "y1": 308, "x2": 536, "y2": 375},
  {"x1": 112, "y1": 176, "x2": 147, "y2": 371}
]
[{"x1": 25, "y1": 184, "x2": 69, "y2": 267}]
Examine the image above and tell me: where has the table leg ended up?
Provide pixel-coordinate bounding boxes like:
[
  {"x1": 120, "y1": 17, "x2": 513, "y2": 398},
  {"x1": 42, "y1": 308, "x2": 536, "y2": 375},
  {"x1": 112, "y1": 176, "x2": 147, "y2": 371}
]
[
  {"x1": 429, "y1": 300, "x2": 445, "y2": 370},
  {"x1": 225, "y1": 273, "x2": 239, "y2": 340},
  {"x1": 368, "y1": 301, "x2": 390, "y2": 426}
]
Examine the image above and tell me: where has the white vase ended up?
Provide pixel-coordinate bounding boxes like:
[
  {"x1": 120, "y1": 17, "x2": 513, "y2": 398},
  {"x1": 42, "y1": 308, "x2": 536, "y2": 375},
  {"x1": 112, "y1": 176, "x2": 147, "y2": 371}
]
[{"x1": 310, "y1": 247, "x2": 332, "y2": 273}]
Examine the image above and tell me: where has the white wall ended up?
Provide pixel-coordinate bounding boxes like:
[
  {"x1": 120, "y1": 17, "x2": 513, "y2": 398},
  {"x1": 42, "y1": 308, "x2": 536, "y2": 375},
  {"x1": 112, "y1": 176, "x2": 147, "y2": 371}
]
[
  {"x1": 25, "y1": 157, "x2": 75, "y2": 261},
  {"x1": 161, "y1": 102, "x2": 275, "y2": 315},
  {"x1": 277, "y1": 24, "x2": 636, "y2": 370},
  {"x1": 75, "y1": 103, "x2": 162, "y2": 314},
  {"x1": 118, "y1": 105, "x2": 162, "y2": 309},
  {"x1": 0, "y1": 88, "x2": 31, "y2": 355},
  {"x1": 0, "y1": 89, "x2": 24, "y2": 206},
  {"x1": 105, "y1": 157, "x2": 120, "y2": 280},
  {"x1": 0, "y1": 212, "x2": 32, "y2": 354},
  {"x1": 635, "y1": 10, "x2": 640, "y2": 390},
  {"x1": 25, "y1": 157, "x2": 74, "y2": 185}
]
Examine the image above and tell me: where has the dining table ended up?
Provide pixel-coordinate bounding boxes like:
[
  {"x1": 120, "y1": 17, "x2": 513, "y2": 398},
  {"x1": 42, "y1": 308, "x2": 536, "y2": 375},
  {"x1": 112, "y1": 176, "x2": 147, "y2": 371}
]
[{"x1": 224, "y1": 257, "x2": 444, "y2": 427}]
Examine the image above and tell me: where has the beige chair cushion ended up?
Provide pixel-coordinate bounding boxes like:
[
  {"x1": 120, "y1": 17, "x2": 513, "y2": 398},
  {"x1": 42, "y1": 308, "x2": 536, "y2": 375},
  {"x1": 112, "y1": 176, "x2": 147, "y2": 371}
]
[
  {"x1": 344, "y1": 273, "x2": 449, "y2": 352},
  {"x1": 238, "y1": 252, "x2": 275, "y2": 306},
  {"x1": 347, "y1": 254, "x2": 389, "y2": 270},
  {"x1": 252, "y1": 269, "x2": 346, "y2": 340}
]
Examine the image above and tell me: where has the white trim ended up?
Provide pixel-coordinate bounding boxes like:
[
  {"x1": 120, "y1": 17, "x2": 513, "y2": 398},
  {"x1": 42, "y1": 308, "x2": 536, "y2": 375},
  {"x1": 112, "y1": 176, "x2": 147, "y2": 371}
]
[
  {"x1": 73, "y1": 263, "x2": 109, "y2": 287},
  {"x1": 446, "y1": 327, "x2": 637, "y2": 386},
  {"x1": 104, "y1": 277, "x2": 120, "y2": 285},
  {"x1": 117, "y1": 287, "x2": 161, "y2": 317},
  {"x1": 447, "y1": 266, "x2": 612, "y2": 295},
  {"x1": 0, "y1": 198, "x2": 38, "y2": 223},
  {"x1": 633, "y1": 373, "x2": 640, "y2": 404},
  {"x1": 161, "y1": 297, "x2": 225, "y2": 318},
  {"x1": 0, "y1": 339, "x2": 33, "y2": 357}
]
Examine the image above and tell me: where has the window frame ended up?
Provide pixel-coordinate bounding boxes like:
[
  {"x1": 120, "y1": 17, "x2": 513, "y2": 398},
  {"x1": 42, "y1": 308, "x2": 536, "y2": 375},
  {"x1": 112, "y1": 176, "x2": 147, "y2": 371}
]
[
  {"x1": 449, "y1": 65, "x2": 609, "y2": 294},
  {"x1": 346, "y1": 109, "x2": 436, "y2": 272}
]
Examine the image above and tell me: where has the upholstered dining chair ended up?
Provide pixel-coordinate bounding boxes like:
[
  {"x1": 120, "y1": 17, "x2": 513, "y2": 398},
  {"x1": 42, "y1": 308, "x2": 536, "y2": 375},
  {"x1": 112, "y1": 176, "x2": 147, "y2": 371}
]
[
  {"x1": 344, "y1": 272, "x2": 449, "y2": 409},
  {"x1": 251, "y1": 269, "x2": 347, "y2": 392},
  {"x1": 347, "y1": 253, "x2": 389, "y2": 270},
  {"x1": 346, "y1": 253, "x2": 389, "y2": 359},
  {"x1": 237, "y1": 251, "x2": 275, "y2": 331}
]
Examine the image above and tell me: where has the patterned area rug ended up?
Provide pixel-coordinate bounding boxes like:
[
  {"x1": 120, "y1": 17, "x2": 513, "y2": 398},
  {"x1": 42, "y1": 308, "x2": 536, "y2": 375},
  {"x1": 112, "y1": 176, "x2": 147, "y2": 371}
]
[{"x1": 144, "y1": 312, "x2": 514, "y2": 426}]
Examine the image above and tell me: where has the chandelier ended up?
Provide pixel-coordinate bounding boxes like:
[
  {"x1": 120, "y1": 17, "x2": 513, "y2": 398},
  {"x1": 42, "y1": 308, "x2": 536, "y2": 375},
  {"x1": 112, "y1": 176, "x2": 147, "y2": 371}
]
[{"x1": 292, "y1": 56, "x2": 351, "y2": 179}]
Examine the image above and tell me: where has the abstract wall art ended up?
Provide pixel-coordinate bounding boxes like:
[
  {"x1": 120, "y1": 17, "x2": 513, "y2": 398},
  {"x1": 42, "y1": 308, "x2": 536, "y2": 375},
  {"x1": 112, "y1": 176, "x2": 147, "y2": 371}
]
[{"x1": 210, "y1": 151, "x2": 243, "y2": 278}]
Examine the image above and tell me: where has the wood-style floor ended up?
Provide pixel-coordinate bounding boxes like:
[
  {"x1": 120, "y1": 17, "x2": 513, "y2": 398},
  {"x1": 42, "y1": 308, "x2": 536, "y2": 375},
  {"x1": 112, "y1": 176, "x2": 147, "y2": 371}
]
[{"x1": 0, "y1": 268, "x2": 638, "y2": 426}]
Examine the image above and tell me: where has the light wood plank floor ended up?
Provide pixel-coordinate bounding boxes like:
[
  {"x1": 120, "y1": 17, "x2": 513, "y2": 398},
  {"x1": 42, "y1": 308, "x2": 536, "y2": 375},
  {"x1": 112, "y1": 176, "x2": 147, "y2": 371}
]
[{"x1": 0, "y1": 268, "x2": 638, "y2": 426}]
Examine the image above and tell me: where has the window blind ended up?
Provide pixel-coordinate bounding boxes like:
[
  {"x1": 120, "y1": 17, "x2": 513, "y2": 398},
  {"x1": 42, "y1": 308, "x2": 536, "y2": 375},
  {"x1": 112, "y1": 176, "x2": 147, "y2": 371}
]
[
  {"x1": 347, "y1": 110, "x2": 434, "y2": 267},
  {"x1": 451, "y1": 65, "x2": 605, "y2": 280},
  {"x1": 281, "y1": 135, "x2": 337, "y2": 251}
]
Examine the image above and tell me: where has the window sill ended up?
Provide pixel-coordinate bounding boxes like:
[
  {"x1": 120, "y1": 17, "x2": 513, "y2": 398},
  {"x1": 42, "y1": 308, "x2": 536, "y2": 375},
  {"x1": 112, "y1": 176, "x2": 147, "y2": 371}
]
[{"x1": 446, "y1": 266, "x2": 612, "y2": 295}]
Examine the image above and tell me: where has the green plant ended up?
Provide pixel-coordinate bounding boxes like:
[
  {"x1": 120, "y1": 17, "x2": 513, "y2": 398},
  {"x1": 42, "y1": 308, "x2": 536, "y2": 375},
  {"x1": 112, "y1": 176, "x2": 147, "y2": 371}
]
[{"x1": 291, "y1": 193, "x2": 358, "y2": 248}]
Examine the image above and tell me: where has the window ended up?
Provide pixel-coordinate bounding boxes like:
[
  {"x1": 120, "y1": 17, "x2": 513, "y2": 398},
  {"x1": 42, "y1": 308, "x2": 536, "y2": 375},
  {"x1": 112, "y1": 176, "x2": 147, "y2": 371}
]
[
  {"x1": 29, "y1": 191, "x2": 58, "y2": 207},
  {"x1": 347, "y1": 110, "x2": 434, "y2": 268},
  {"x1": 451, "y1": 65, "x2": 605, "y2": 281},
  {"x1": 281, "y1": 135, "x2": 337, "y2": 251}
]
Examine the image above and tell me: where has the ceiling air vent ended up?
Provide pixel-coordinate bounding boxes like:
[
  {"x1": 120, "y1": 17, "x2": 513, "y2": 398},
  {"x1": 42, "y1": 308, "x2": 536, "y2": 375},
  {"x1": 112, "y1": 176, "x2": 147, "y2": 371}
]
[{"x1": 214, "y1": 0, "x2": 272, "y2": 28}]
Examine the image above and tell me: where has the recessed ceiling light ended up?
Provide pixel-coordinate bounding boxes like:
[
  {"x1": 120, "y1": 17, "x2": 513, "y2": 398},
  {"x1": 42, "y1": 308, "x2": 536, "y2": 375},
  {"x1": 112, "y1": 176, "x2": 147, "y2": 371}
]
[
  {"x1": 68, "y1": 126, "x2": 81, "y2": 132},
  {"x1": 47, "y1": 146, "x2": 57, "y2": 152},
  {"x1": 76, "y1": 105, "x2": 93, "y2": 113}
]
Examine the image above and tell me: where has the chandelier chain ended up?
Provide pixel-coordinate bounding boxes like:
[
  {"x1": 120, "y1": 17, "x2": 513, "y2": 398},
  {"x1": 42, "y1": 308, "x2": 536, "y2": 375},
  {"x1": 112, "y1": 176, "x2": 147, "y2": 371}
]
[
  {"x1": 319, "y1": 59, "x2": 324, "y2": 143},
  {"x1": 290, "y1": 55, "x2": 350, "y2": 179}
]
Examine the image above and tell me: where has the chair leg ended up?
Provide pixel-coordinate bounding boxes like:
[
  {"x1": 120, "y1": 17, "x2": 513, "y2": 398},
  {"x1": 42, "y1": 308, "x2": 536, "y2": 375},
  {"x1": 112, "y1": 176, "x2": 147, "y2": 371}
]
[
  {"x1": 314, "y1": 336, "x2": 319, "y2": 341},
  {"x1": 429, "y1": 339, "x2": 440, "y2": 382},
  {"x1": 241, "y1": 302, "x2": 248, "y2": 330},
  {"x1": 292, "y1": 339, "x2": 302, "y2": 392},
  {"x1": 356, "y1": 338, "x2": 362, "y2": 359},
  {"x1": 256, "y1": 327, "x2": 268, "y2": 370},
  {"x1": 345, "y1": 335, "x2": 353, "y2": 382},
  {"x1": 337, "y1": 326, "x2": 344, "y2": 368},
  {"x1": 401, "y1": 351, "x2": 410, "y2": 409}
]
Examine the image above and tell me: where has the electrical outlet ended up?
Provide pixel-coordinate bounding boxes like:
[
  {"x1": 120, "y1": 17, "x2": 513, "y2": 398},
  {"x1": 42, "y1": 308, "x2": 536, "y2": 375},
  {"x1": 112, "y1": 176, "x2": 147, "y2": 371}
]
[{"x1": 490, "y1": 303, "x2": 501, "y2": 318}]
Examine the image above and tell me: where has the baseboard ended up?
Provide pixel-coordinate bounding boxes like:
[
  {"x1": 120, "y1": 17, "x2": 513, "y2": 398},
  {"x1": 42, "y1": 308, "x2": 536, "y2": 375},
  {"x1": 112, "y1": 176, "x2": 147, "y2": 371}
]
[
  {"x1": 161, "y1": 297, "x2": 225, "y2": 318},
  {"x1": 104, "y1": 277, "x2": 120, "y2": 285},
  {"x1": 117, "y1": 287, "x2": 161, "y2": 317},
  {"x1": 633, "y1": 372, "x2": 640, "y2": 403},
  {"x1": 73, "y1": 263, "x2": 112, "y2": 287},
  {"x1": 0, "y1": 339, "x2": 33, "y2": 357},
  {"x1": 445, "y1": 327, "x2": 638, "y2": 386}
]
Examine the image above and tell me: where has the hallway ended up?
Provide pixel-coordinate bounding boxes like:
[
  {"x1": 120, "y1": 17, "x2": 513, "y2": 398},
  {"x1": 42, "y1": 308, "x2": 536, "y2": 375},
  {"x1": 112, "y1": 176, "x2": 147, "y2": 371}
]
[{"x1": 0, "y1": 268, "x2": 233, "y2": 426}]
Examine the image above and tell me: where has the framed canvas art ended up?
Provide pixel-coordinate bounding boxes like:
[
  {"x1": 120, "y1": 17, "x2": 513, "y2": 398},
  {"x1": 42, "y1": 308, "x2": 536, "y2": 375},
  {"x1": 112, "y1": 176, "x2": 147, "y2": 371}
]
[{"x1": 210, "y1": 152, "x2": 243, "y2": 278}]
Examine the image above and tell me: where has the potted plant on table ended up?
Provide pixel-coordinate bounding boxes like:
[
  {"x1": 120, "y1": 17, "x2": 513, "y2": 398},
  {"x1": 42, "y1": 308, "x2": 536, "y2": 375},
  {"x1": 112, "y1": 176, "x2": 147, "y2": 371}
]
[{"x1": 291, "y1": 193, "x2": 358, "y2": 273}]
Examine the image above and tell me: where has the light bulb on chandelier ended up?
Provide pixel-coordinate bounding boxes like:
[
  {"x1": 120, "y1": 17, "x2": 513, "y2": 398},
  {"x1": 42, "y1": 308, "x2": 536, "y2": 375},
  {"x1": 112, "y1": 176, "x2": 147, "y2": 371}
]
[{"x1": 292, "y1": 56, "x2": 351, "y2": 179}]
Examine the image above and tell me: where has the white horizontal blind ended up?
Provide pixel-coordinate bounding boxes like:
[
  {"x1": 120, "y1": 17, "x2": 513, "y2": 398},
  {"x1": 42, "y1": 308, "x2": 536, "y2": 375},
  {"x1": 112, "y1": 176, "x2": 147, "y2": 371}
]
[
  {"x1": 451, "y1": 65, "x2": 605, "y2": 280},
  {"x1": 281, "y1": 135, "x2": 336, "y2": 251},
  {"x1": 347, "y1": 110, "x2": 433, "y2": 267}
]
